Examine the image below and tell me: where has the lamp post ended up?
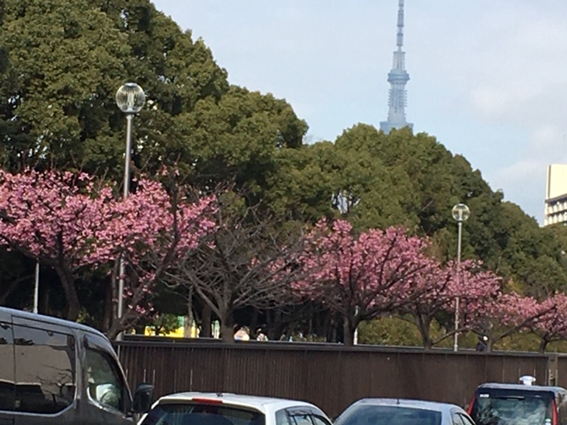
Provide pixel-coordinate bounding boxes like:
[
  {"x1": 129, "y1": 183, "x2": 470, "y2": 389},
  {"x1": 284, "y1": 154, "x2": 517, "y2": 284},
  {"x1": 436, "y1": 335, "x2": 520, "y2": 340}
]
[
  {"x1": 452, "y1": 203, "x2": 470, "y2": 352},
  {"x1": 115, "y1": 83, "x2": 145, "y2": 327},
  {"x1": 33, "y1": 261, "x2": 40, "y2": 314}
]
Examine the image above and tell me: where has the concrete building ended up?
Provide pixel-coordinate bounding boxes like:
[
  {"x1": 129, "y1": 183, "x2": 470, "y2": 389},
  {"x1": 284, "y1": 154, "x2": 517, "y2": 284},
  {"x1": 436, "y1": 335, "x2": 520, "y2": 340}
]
[
  {"x1": 544, "y1": 164, "x2": 567, "y2": 226},
  {"x1": 380, "y1": 0, "x2": 413, "y2": 134}
]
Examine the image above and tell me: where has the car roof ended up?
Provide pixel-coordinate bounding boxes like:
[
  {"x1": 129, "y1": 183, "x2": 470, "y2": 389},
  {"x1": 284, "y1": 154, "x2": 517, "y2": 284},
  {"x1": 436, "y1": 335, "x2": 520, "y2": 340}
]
[
  {"x1": 0, "y1": 306, "x2": 107, "y2": 338},
  {"x1": 155, "y1": 392, "x2": 324, "y2": 412},
  {"x1": 476, "y1": 383, "x2": 567, "y2": 394},
  {"x1": 352, "y1": 398, "x2": 465, "y2": 414}
]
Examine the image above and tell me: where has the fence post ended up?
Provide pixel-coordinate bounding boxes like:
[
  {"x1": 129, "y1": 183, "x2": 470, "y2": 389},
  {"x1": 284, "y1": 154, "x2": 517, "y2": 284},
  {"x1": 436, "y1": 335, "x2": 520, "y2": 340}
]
[{"x1": 547, "y1": 354, "x2": 558, "y2": 386}]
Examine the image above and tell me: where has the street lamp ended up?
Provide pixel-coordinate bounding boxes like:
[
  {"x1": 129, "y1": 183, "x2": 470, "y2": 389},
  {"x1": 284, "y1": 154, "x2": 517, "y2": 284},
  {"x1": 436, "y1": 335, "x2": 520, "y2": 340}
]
[
  {"x1": 452, "y1": 203, "x2": 470, "y2": 352},
  {"x1": 33, "y1": 261, "x2": 40, "y2": 314},
  {"x1": 115, "y1": 83, "x2": 145, "y2": 326}
]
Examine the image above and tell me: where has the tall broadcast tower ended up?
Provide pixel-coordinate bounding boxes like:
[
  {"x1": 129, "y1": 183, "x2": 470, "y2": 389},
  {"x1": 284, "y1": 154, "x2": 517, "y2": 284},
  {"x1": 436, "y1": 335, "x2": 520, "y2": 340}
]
[{"x1": 380, "y1": 0, "x2": 413, "y2": 134}]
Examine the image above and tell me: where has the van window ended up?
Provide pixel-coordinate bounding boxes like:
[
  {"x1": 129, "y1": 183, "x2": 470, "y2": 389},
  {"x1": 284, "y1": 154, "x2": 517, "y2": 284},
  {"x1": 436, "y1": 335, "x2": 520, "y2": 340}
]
[
  {"x1": 86, "y1": 348, "x2": 127, "y2": 412},
  {"x1": 13, "y1": 324, "x2": 75, "y2": 414},
  {"x1": 0, "y1": 322, "x2": 14, "y2": 412},
  {"x1": 470, "y1": 389, "x2": 554, "y2": 425}
]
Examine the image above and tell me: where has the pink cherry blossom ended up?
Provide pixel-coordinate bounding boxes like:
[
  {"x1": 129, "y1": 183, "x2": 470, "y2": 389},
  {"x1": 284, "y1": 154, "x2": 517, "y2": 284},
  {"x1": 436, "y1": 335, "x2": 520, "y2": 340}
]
[
  {"x1": 461, "y1": 290, "x2": 555, "y2": 352},
  {"x1": 521, "y1": 293, "x2": 567, "y2": 352},
  {"x1": 397, "y1": 259, "x2": 501, "y2": 349},
  {"x1": 0, "y1": 168, "x2": 216, "y2": 338},
  {"x1": 294, "y1": 218, "x2": 434, "y2": 345}
]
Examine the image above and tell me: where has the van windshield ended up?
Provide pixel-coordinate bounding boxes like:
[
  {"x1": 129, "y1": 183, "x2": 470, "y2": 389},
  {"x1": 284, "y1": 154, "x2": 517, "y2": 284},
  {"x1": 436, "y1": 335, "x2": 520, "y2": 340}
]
[
  {"x1": 471, "y1": 389, "x2": 554, "y2": 425},
  {"x1": 140, "y1": 402, "x2": 265, "y2": 425}
]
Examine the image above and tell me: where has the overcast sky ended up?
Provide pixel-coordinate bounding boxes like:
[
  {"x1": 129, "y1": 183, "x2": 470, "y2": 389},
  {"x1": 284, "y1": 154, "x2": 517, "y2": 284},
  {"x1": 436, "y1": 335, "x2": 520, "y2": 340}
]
[{"x1": 151, "y1": 1, "x2": 567, "y2": 223}]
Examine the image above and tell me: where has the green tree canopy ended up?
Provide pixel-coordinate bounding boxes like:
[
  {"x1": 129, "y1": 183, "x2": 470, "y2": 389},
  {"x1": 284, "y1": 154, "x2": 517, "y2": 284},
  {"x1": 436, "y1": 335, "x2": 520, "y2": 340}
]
[{"x1": 0, "y1": 0, "x2": 307, "y2": 197}]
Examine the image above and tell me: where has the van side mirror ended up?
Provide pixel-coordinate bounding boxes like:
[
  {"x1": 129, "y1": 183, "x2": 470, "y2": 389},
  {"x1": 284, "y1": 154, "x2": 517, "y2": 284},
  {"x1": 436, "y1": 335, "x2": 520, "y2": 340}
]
[{"x1": 132, "y1": 383, "x2": 154, "y2": 413}]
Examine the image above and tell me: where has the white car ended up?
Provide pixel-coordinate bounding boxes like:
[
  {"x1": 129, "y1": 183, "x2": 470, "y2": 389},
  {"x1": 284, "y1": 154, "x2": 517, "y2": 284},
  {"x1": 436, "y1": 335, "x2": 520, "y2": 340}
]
[
  {"x1": 333, "y1": 398, "x2": 475, "y2": 425},
  {"x1": 138, "y1": 392, "x2": 333, "y2": 425}
]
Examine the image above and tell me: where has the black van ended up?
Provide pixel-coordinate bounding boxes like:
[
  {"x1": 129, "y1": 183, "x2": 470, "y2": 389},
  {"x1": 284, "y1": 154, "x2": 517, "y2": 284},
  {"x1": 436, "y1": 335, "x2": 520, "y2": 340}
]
[
  {"x1": 467, "y1": 379, "x2": 567, "y2": 425},
  {"x1": 0, "y1": 306, "x2": 153, "y2": 425}
]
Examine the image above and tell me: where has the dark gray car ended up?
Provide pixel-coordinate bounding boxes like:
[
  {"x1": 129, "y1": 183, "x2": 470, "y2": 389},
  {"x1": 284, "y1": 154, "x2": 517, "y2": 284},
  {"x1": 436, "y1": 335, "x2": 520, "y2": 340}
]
[{"x1": 0, "y1": 306, "x2": 153, "y2": 425}]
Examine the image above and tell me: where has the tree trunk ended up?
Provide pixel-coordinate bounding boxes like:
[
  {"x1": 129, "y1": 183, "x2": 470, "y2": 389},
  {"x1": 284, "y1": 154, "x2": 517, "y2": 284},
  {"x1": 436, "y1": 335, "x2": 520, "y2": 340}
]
[
  {"x1": 200, "y1": 303, "x2": 212, "y2": 338},
  {"x1": 328, "y1": 315, "x2": 339, "y2": 343},
  {"x1": 539, "y1": 338, "x2": 549, "y2": 354},
  {"x1": 54, "y1": 266, "x2": 80, "y2": 321},
  {"x1": 184, "y1": 292, "x2": 195, "y2": 338},
  {"x1": 0, "y1": 279, "x2": 19, "y2": 305},
  {"x1": 100, "y1": 280, "x2": 113, "y2": 334},
  {"x1": 40, "y1": 286, "x2": 49, "y2": 315},
  {"x1": 249, "y1": 309, "x2": 259, "y2": 338},
  {"x1": 220, "y1": 313, "x2": 235, "y2": 343},
  {"x1": 265, "y1": 309, "x2": 285, "y2": 341},
  {"x1": 417, "y1": 315, "x2": 433, "y2": 350}
]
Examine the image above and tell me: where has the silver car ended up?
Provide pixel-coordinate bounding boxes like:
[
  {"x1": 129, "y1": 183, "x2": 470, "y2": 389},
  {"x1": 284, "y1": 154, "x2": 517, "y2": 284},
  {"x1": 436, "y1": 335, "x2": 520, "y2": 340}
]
[
  {"x1": 138, "y1": 392, "x2": 332, "y2": 425},
  {"x1": 333, "y1": 398, "x2": 475, "y2": 425}
]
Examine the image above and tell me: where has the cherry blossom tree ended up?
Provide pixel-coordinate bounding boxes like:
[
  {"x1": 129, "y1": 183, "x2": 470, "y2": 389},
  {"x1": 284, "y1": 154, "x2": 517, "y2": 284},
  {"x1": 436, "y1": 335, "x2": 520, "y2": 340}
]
[
  {"x1": 0, "y1": 169, "x2": 115, "y2": 320},
  {"x1": 164, "y1": 200, "x2": 304, "y2": 343},
  {"x1": 396, "y1": 259, "x2": 501, "y2": 350},
  {"x1": 100, "y1": 178, "x2": 217, "y2": 339},
  {"x1": 294, "y1": 219, "x2": 434, "y2": 346},
  {"x1": 461, "y1": 291, "x2": 554, "y2": 352},
  {"x1": 0, "y1": 169, "x2": 216, "y2": 338},
  {"x1": 522, "y1": 293, "x2": 567, "y2": 353}
]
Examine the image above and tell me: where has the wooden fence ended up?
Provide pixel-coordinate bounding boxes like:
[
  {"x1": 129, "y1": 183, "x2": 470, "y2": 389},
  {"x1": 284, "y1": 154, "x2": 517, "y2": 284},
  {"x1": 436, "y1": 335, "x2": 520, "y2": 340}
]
[{"x1": 116, "y1": 337, "x2": 567, "y2": 418}]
